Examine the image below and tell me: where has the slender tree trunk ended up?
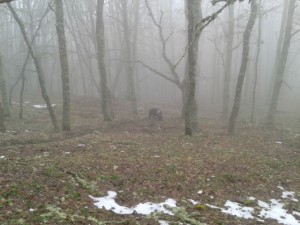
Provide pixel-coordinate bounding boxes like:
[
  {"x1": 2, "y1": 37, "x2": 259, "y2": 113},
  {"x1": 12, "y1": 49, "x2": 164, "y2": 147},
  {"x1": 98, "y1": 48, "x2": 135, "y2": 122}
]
[
  {"x1": 228, "y1": 0, "x2": 258, "y2": 134},
  {"x1": 122, "y1": 0, "x2": 138, "y2": 116},
  {"x1": 267, "y1": 0, "x2": 289, "y2": 102},
  {"x1": 0, "y1": 102, "x2": 5, "y2": 132},
  {"x1": 10, "y1": 52, "x2": 30, "y2": 108},
  {"x1": 0, "y1": 55, "x2": 10, "y2": 116},
  {"x1": 8, "y1": 3, "x2": 59, "y2": 131},
  {"x1": 267, "y1": 0, "x2": 296, "y2": 125},
  {"x1": 131, "y1": 0, "x2": 140, "y2": 106},
  {"x1": 19, "y1": 71, "x2": 25, "y2": 119},
  {"x1": 250, "y1": 0, "x2": 262, "y2": 122},
  {"x1": 222, "y1": 4, "x2": 234, "y2": 119},
  {"x1": 184, "y1": 0, "x2": 202, "y2": 136},
  {"x1": 55, "y1": 0, "x2": 71, "y2": 131},
  {"x1": 96, "y1": 0, "x2": 113, "y2": 121}
]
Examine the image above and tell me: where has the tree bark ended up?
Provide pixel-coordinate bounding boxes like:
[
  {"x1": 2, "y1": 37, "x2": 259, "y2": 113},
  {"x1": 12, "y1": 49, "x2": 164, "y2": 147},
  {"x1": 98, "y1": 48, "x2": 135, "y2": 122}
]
[
  {"x1": 19, "y1": 68, "x2": 25, "y2": 119},
  {"x1": 0, "y1": 55, "x2": 10, "y2": 116},
  {"x1": 122, "y1": 0, "x2": 138, "y2": 116},
  {"x1": 0, "y1": 102, "x2": 5, "y2": 132},
  {"x1": 8, "y1": 3, "x2": 59, "y2": 131},
  {"x1": 222, "y1": 4, "x2": 234, "y2": 119},
  {"x1": 250, "y1": 0, "x2": 262, "y2": 122},
  {"x1": 0, "y1": 0, "x2": 13, "y2": 4},
  {"x1": 228, "y1": 0, "x2": 258, "y2": 134},
  {"x1": 96, "y1": 0, "x2": 113, "y2": 121},
  {"x1": 267, "y1": 0, "x2": 289, "y2": 102},
  {"x1": 184, "y1": 0, "x2": 202, "y2": 136},
  {"x1": 266, "y1": 0, "x2": 296, "y2": 126},
  {"x1": 55, "y1": 0, "x2": 71, "y2": 131}
]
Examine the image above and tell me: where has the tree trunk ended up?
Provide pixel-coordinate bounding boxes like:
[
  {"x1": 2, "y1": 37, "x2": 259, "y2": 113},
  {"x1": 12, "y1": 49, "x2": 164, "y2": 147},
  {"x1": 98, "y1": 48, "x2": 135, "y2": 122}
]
[
  {"x1": 267, "y1": 0, "x2": 289, "y2": 102},
  {"x1": 228, "y1": 0, "x2": 258, "y2": 134},
  {"x1": 0, "y1": 55, "x2": 10, "y2": 116},
  {"x1": 184, "y1": 0, "x2": 202, "y2": 136},
  {"x1": 122, "y1": 0, "x2": 138, "y2": 116},
  {"x1": 0, "y1": 102, "x2": 5, "y2": 132},
  {"x1": 266, "y1": 0, "x2": 296, "y2": 126},
  {"x1": 55, "y1": 0, "x2": 71, "y2": 131},
  {"x1": 19, "y1": 70, "x2": 25, "y2": 119},
  {"x1": 96, "y1": 0, "x2": 113, "y2": 121},
  {"x1": 222, "y1": 4, "x2": 234, "y2": 119},
  {"x1": 8, "y1": 3, "x2": 59, "y2": 131},
  {"x1": 250, "y1": 0, "x2": 262, "y2": 122}
]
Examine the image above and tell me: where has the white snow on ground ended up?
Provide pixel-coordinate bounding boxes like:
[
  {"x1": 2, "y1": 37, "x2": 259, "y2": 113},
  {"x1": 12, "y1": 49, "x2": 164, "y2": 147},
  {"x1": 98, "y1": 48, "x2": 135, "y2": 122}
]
[
  {"x1": 33, "y1": 104, "x2": 56, "y2": 109},
  {"x1": 189, "y1": 199, "x2": 199, "y2": 205},
  {"x1": 282, "y1": 191, "x2": 298, "y2": 202},
  {"x1": 221, "y1": 201, "x2": 254, "y2": 219},
  {"x1": 158, "y1": 220, "x2": 169, "y2": 225},
  {"x1": 90, "y1": 191, "x2": 176, "y2": 215},
  {"x1": 0, "y1": 156, "x2": 5, "y2": 159},
  {"x1": 206, "y1": 188, "x2": 300, "y2": 225},
  {"x1": 258, "y1": 199, "x2": 300, "y2": 225},
  {"x1": 90, "y1": 188, "x2": 299, "y2": 225}
]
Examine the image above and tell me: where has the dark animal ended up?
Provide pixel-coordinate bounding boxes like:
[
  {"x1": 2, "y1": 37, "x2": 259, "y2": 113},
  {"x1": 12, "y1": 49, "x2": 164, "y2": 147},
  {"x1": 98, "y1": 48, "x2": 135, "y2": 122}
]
[{"x1": 148, "y1": 107, "x2": 163, "y2": 121}]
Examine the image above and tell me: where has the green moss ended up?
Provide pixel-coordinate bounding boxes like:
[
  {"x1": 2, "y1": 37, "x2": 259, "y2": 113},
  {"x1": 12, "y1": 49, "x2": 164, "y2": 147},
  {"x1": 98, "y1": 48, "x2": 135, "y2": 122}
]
[
  {"x1": 166, "y1": 206, "x2": 206, "y2": 225},
  {"x1": 43, "y1": 166, "x2": 59, "y2": 177},
  {"x1": 194, "y1": 204, "x2": 207, "y2": 211},
  {"x1": 243, "y1": 199, "x2": 255, "y2": 206}
]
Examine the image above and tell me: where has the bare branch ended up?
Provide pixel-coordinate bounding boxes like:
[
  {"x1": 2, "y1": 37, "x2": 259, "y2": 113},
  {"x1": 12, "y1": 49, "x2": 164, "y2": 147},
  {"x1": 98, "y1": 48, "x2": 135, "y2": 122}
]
[
  {"x1": 113, "y1": 58, "x2": 182, "y2": 89},
  {"x1": 173, "y1": 1, "x2": 232, "y2": 71},
  {"x1": 144, "y1": 0, "x2": 181, "y2": 84},
  {"x1": 232, "y1": 40, "x2": 242, "y2": 51},
  {"x1": 134, "y1": 60, "x2": 182, "y2": 89},
  {"x1": 0, "y1": 0, "x2": 13, "y2": 4},
  {"x1": 291, "y1": 29, "x2": 300, "y2": 38}
]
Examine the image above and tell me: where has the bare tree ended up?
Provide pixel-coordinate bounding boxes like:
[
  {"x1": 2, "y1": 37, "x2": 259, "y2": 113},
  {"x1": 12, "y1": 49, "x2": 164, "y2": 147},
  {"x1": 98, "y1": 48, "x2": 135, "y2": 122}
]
[
  {"x1": 144, "y1": 0, "x2": 200, "y2": 130},
  {"x1": 96, "y1": 0, "x2": 113, "y2": 121},
  {"x1": 267, "y1": 0, "x2": 289, "y2": 102},
  {"x1": 8, "y1": 2, "x2": 59, "y2": 131},
  {"x1": 0, "y1": 102, "x2": 5, "y2": 132},
  {"x1": 221, "y1": 4, "x2": 234, "y2": 119},
  {"x1": 184, "y1": 0, "x2": 202, "y2": 135},
  {"x1": 228, "y1": 0, "x2": 258, "y2": 134},
  {"x1": 250, "y1": 0, "x2": 262, "y2": 122},
  {"x1": 266, "y1": 0, "x2": 297, "y2": 126},
  {"x1": 0, "y1": 55, "x2": 10, "y2": 116},
  {"x1": 121, "y1": 0, "x2": 138, "y2": 116},
  {"x1": 54, "y1": 0, "x2": 71, "y2": 131},
  {"x1": 0, "y1": 0, "x2": 13, "y2": 4}
]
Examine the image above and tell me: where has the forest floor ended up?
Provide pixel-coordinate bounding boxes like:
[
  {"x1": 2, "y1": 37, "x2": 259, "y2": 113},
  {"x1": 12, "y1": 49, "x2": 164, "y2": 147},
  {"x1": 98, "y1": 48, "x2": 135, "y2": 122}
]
[{"x1": 0, "y1": 96, "x2": 300, "y2": 225}]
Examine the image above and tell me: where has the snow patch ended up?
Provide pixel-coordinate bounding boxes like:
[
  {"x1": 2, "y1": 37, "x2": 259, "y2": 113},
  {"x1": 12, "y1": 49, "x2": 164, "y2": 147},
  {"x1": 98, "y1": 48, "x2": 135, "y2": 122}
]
[
  {"x1": 207, "y1": 188, "x2": 300, "y2": 225},
  {"x1": 282, "y1": 191, "x2": 298, "y2": 202},
  {"x1": 158, "y1": 220, "x2": 169, "y2": 225},
  {"x1": 221, "y1": 200, "x2": 254, "y2": 219},
  {"x1": 197, "y1": 190, "x2": 203, "y2": 195},
  {"x1": 189, "y1": 199, "x2": 199, "y2": 205},
  {"x1": 90, "y1": 191, "x2": 176, "y2": 215},
  {"x1": 33, "y1": 104, "x2": 56, "y2": 109},
  {"x1": 0, "y1": 156, "x2": 5, "y2": 159},
  {"x1": 258, "y1": 199, "x2": 299, "y2": 225}
]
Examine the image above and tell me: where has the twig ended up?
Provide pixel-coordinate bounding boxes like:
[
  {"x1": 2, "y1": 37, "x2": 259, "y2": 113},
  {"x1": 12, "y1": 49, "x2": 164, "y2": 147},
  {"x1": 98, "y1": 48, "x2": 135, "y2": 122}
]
[{"x1": 173, "y1": 1, "x2": 234, "y2": 71}]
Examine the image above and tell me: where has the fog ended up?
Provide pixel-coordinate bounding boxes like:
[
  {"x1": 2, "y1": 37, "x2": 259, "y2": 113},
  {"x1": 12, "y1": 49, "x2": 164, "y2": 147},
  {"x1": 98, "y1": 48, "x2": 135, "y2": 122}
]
[{"x1": 0, "y1": 0, "x2": 300, "y2": 126}]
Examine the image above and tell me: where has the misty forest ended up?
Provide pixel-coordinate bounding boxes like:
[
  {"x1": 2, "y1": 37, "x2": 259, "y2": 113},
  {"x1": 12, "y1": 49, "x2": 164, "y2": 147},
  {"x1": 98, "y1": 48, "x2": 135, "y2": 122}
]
[{"x1": 0, "y1": 0, "x2": 300, "y2": 224}]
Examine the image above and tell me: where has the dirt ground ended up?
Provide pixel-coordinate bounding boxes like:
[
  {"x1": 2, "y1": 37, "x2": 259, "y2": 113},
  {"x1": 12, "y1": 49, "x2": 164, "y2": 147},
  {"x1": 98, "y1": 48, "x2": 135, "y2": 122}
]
[{"x1": 0, "y1": 96, "x2": 299, "y2": 225}]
